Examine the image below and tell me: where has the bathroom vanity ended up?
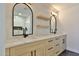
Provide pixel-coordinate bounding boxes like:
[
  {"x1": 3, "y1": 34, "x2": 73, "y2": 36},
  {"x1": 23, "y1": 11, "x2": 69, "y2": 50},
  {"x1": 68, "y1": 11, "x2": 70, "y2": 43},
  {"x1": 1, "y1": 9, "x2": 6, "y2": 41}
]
[
  {"x1": 5, "y1": 34, "x2": 66, "y2": 56},
  {"x1": 5, "y1": 3, "x2": 66, "y2": 56}
]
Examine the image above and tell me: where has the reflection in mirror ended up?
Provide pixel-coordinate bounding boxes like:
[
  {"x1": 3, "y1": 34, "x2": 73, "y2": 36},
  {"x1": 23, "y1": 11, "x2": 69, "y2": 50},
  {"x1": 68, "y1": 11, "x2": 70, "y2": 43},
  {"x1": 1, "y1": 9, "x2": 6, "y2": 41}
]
[
  {"x1": 12, "y1": 3, "x2": 33, "y2": 37},
  {"x1": 50, "y1": 12, "x2": 57, "y2": 34}
]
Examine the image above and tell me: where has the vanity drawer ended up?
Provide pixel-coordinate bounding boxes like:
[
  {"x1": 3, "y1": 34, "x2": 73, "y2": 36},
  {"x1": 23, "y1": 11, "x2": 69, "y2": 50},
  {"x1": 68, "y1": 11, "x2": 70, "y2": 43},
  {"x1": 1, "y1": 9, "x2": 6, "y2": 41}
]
[
  {"x1": 54, "y1": 50, "x2": 61, "y2": 56},
  {"x1": 47, "y1": 51, "x2": 56, "y2": 56},
  {"x1": 59, "y1": 43, "x2": 65, "y2": 52},
  {"x1": 54, "y1": 43, "x2": 63, "y2": 55},
  {"x1": 55, "y1": 35, "x2": 66, "y2": 43},
  {"x1": 46, "y1": 41, "x2": 55, "y2": 53},
  {"x1": 46, "y1": 47, "x2": 61, "y2": 56},
  {"x1": 54, "y1": 37, "x2": 61, "y2": 43},
  {"x1": 46, "y1": 47, "x2": 60, "y2": 56},
  {"x1": 48, "y1": 38, "x2": 54, "y2": 42},
  {"x1": 47, "y1": 38, "x2": 56, "y2": 45},
  {"x1": 46, "y1": 46, "x2": 55, "y2": 53}
]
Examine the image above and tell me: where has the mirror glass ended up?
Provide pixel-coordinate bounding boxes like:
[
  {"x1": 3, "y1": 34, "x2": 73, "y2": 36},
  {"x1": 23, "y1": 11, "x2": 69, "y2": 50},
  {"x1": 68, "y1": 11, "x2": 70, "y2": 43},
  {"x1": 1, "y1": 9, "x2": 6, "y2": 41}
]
[
  {"x1": 50, "y1": 14, "x2": 57, "y2": 34},
  {"x1": 13, "y1": 3, "x2": 33, "y2": 36}
]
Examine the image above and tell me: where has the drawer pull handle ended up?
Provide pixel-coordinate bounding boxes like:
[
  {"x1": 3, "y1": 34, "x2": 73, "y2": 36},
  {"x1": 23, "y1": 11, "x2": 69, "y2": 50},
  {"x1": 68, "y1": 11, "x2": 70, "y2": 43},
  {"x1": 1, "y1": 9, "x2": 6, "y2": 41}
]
[
  {"x1": 56, "y1": 51, "x2": 60, "y2": 54},
  {"x1": 48, "y1": 47, "x2": 53, "y2": 50},
  {"x1": 34, "y1": 50, "x2": 36, "y2": 56},
  {"x1": 31, "y1": 51, "x2": 33, "y2": 56},
  {"x1": 63, "y1": 39, "x2": 65, "y2": 43},
  {"x1": 56, "y1": 44, "x2": 59, "y2": 46},
  {"x1": 48, "y1": 40, "x2": 53, "y2": 42},
  {"x1": 55, "y1": 38, "x2": 59, "y2": 40}
]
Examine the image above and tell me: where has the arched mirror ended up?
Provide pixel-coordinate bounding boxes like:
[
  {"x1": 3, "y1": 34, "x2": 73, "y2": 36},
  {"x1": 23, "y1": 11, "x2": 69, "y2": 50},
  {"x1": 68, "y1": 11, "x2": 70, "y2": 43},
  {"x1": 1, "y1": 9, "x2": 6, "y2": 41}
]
[
  {"x1": 12, "y1": 3, "x2": 33, "y2": 38},
  {"x1": 50, "y1": 12, "x2": 57, "y2": 34}
]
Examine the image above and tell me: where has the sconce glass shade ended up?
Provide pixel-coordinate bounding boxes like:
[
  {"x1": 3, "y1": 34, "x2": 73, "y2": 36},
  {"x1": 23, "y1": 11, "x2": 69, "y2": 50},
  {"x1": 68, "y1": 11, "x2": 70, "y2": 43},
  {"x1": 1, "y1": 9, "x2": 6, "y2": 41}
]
[{"x1": 51, "y1": 11, "x2": 57, "y2": 16}]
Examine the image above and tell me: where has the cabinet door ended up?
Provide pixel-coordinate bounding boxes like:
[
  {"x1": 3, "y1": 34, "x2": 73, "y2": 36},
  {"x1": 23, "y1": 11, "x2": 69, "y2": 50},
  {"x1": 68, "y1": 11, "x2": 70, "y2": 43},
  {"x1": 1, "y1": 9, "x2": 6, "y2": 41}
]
[
  {"x1": 5, "y1": 48, "x2": 10, "y2": 56},
  {"x1": 30, "y1": 44, "x2": 45, "y2": 56},
  {"x1": 19, "y1": 50, "x2": 32, "y2": 56},
  {"x1": 6, "y1": 42, "x2": 45, "y2": 56},
  {"x1": 8, "y1": 44, "x2": 34, "y2": 56},
  {"x1": 35, "y1": 47, "x2": 44, "y2": 56}
]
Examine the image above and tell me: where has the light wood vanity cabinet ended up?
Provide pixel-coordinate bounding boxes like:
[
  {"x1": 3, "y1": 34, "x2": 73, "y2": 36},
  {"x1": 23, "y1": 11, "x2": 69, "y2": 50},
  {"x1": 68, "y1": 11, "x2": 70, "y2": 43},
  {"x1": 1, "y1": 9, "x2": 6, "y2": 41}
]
[
  {"x1": 5, "y1": 35, "x2": 66, "y2": 56},
  {"x1": 6, "y1": 40, "x2": 45, "y2": 56},
  {"x1": 45, "y1": 35, "x2": 66, "y2": 56}
]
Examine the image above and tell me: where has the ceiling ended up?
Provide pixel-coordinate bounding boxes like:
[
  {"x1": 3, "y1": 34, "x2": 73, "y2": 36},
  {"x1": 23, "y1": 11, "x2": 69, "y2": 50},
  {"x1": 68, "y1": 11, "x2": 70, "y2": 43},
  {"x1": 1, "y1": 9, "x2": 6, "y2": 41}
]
[{"x1": 52, "y1": 3, "x2": 79, "y2": 11}]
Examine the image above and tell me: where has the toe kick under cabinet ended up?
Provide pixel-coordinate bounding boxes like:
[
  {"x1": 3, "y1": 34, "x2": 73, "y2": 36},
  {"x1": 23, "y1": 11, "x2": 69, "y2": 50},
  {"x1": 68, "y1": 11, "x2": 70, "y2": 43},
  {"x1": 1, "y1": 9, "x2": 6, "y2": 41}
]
[{"x1": 5, "y1": 34, "x2": 66, "y2": 56}]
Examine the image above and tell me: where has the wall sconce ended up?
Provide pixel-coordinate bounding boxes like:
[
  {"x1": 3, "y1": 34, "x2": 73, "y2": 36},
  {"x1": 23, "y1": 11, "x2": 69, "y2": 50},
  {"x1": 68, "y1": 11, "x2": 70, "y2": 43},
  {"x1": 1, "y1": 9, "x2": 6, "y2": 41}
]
[{"x1": 50, "y1": 11, "x2": 57, "y2": 34}]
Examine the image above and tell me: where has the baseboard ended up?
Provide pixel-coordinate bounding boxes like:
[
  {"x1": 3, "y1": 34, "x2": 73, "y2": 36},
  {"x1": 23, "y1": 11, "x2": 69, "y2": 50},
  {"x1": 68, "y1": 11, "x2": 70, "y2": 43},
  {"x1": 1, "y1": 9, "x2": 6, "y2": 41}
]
[{"x1": 58, "y1": 49, "x2": 66, "y2": 56}]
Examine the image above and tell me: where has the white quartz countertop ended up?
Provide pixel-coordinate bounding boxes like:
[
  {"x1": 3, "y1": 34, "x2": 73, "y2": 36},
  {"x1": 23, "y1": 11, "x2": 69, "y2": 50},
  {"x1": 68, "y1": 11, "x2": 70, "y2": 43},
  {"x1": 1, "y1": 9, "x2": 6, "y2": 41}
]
[{"x1": 6, "y1": 33, "x2": 66, "y2": 48}]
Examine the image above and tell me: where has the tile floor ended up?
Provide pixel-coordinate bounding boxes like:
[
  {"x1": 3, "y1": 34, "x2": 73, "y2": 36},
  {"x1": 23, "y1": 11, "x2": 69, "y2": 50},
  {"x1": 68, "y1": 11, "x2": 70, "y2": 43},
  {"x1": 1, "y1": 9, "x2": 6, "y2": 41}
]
[{"x1": 59, "y1": 50, "x2": 79, "y2": 56}]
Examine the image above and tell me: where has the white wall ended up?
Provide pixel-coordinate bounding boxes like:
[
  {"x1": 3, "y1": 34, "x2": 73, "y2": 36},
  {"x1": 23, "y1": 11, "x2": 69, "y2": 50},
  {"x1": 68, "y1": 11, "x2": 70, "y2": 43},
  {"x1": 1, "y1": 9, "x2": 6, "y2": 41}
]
[
  {"x1": 59, "y1": 5, "x2": 79, "y2": 53},
  {"x1": 32, "y1": 4, "x2": 58, "y2": 35},
  {"x1": 32, "y1": 4, "x2": 50, "y2": 35},
  {"x1": 0, "y1": 3, "x2": 5, "y2": 56}
]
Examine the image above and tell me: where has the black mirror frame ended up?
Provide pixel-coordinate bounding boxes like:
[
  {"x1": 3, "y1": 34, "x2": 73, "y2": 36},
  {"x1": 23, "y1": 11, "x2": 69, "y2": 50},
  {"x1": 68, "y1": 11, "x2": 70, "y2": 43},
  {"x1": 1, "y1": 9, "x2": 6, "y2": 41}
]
[
  {"x1": 50, "y1": 14, "x2": 57, "y2": 34},
  {"x1": 12, "y1": 3, "x2": 33, "y2": 38}
]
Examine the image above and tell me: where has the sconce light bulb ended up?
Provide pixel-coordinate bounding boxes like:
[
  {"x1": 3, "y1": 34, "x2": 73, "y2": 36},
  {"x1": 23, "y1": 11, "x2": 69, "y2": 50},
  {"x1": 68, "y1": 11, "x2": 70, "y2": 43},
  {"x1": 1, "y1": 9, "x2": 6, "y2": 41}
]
[{"x1": 18, "y1": 13, "x2": 22, "y2": 15}]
